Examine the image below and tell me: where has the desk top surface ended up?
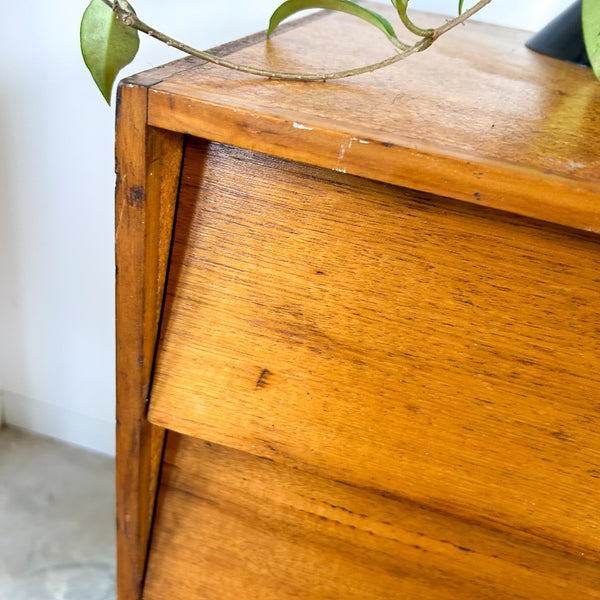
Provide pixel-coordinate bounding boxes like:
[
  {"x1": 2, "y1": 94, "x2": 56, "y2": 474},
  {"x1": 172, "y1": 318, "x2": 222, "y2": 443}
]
[{"x1": 124, "y1": 3, "x2": 600, "y2": 233}]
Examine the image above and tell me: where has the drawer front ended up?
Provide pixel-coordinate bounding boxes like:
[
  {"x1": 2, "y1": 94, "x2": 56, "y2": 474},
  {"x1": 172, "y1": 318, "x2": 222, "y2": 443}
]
[
  {"x1": 149, "y1": 138, "x2": 600, "y2": 558},
  {"x1": 143, "y1": 433, "x2": 600, "y2": 600}
]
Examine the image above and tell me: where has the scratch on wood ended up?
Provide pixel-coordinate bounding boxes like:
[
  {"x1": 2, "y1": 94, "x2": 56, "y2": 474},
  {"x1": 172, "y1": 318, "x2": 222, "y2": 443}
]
[
  {"x1": 335, "y1": 137, "x2": 354, "y2": 173},
  {"x1": 292, "y1": 121, "x2": 314, "y2": 131},
  {"x1": 115, "y1": 196, "x2": 126, "y2": 241}
]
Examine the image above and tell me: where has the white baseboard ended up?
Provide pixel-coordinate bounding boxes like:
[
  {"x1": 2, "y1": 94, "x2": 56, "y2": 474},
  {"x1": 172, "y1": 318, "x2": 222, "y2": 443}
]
[{"x1": 0, "y1": 389, "x2": 115, "y2": 456}]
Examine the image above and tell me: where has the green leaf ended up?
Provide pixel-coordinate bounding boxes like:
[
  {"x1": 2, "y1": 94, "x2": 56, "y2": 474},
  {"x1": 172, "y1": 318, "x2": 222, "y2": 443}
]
[
  {"x1": 268, "y1": 0, "x2": 401, "y2": 47},
  {"x1": 458, "y1": 0, "x2": 465, "y2": 15},
  {"x1": 583, "y1": 0, "x2": 600, "y2": 80},
  {"x1": 80, "y1": 0, "x2": 140, "y2": 104}
]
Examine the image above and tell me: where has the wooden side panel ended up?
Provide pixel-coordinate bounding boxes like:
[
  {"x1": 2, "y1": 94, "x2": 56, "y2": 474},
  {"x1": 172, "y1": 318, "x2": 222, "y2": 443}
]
[
  {"x1": 148, "y1": 139, "x2": 600, "y2": 560},
  {"x1": 142, "y1": 432, "x2": 600, "y2": 600},
  {"x1": 115, "y1": 79, "x2": 186, "y2": 600}
]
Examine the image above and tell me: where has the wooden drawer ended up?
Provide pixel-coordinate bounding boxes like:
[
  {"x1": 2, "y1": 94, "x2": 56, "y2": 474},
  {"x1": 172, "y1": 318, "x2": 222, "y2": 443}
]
[
  {"x1": 148, "y1": 137, "x2": 600, "y2": 560},
  {"x1": 143, "y1": 432, "x2": 600, "y2": 600}
]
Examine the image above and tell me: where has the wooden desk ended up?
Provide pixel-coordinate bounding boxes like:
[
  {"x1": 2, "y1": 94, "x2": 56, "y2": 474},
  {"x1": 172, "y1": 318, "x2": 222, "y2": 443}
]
[{"x1": 115, "y1": 6, "x2": 600, "y2": 599}]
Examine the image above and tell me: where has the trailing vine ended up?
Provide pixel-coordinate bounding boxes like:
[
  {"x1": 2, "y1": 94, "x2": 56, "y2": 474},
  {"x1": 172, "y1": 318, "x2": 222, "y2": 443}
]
[{"x1": 80, "y1": 1, "x2": 600, "y2": 104}]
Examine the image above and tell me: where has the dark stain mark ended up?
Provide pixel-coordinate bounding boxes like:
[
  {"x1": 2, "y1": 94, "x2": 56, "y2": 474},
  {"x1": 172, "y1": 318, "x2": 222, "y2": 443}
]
[
  {"x1": 127, "y1": 185, "x2": 145, "y2": 208},
  {"x1": 473, "y1": 191, "x2": 481, "y2": 201},
  {"x1": 255, "y1": 368, "x2": 272, "y2": 390},
  {"x1": 515, "y1": 358, "x2": 536, "y2": 366},
  {"x1": 128, "y1": 428, "x2": 140, "y2": 458},
  {"x1": 381, "y1": 141, "x2": 394, "y2": 148},
  {"x1": 137, "y1": 355, "x2": 144, "y2": 367},
  {"x1": 551, "y1": 430, "x2": 571, "y2": 442},
  {"x1": 473, "y1": 172, "x2": 484, "y2": 179},
  {"x1": 316, "y1": 270, "x2": 325, "y2": 275},
  {"x1": 458, "y1": 546, "x2": 476, "y2": 553},
  {"x1": 328, "y1": 504, "x2": 370, "y2": 519},
  {"x1": 258, "y1": 439, "x2": 278, "y2": 453},
  {"x1": 587, "y1": 469, "x2": 600, "y2": 479}
]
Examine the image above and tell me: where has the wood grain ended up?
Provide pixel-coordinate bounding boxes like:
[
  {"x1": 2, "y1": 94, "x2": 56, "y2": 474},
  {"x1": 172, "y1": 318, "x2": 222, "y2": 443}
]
[
  {"x1": 148, "y1": 138, "x2": 600, "y2": 561},
  {"x1": 144, "y1": 5, "x2": 600, "y2": 233},
  {"x1": 114, "y1": 17, "x2": 330, "y2": 599},
  {"x1": 117, "y1": 9, "x2": 600, "y2": 599},
  {"x1": 115, "y1": 75, "x2": 187, "y2": 599},
  {"x1": 142, "y1": 432, "x2": 600, "y2": 600}
]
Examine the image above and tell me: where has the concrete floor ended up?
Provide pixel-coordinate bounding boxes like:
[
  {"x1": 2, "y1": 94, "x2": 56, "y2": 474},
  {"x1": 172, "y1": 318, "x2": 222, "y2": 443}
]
[{"x1": 0, "y1": 426, "x2": 116, "y2": 600}]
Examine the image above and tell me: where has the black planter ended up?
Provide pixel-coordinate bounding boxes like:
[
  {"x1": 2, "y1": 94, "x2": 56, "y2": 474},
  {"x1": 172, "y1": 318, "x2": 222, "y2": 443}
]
[{"x1": 526, "y1": 0, "x2": 590, "y2": 67}]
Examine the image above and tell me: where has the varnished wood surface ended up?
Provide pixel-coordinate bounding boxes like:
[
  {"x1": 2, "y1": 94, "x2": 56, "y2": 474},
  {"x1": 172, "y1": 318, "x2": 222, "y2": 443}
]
[
  {"x1": 142, "y1": 432, "x2": 600, "y2": 600},
  {"x1": 148, "y1": 138, "x2": 600, "y2": 561},
  {"x1": 114, "y1": 19, "x2": 334, "y2": 599},
  {"x1": 115, "y1": 70, "x2": 190, "y2": 598},
  {"x1": 141, "y1": 5, "x2": 600, "y2": 232},
  {"x1": 117, "y1": 11, "x2": 600, "y2": 599}
]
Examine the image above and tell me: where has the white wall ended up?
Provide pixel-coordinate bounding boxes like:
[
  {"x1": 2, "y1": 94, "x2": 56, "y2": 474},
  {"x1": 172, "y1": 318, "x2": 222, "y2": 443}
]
[
  {"x1": 0, "y1": 0, "x2": 568, "y2": 455},
  {"x1": 420, "y1": 0, "x2": 565, "y2": 29}
]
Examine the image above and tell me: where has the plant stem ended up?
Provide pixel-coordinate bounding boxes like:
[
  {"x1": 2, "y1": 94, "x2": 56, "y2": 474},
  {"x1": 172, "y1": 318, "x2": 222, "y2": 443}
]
[
  {"x1": 101, "y1": 0, "x2": 492, "y2": 81},
  {"x1": 395, "y1": 0, "x2": 434, "y2": 38}
]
